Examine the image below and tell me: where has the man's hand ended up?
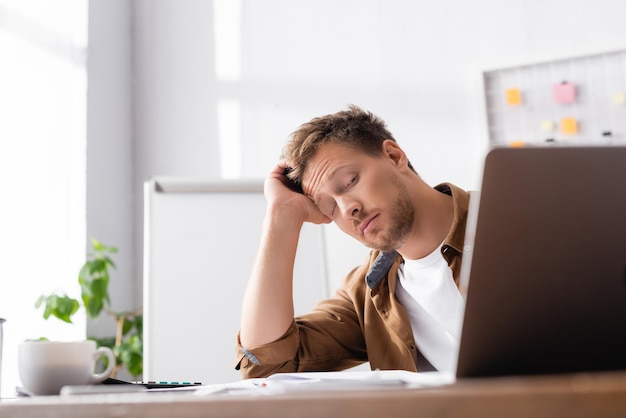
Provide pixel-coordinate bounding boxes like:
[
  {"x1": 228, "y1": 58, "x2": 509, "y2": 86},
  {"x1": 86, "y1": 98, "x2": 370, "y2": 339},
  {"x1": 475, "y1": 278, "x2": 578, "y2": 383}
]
[{"x1": 264, "y1": 161, "x2": 331, "y2": 225}]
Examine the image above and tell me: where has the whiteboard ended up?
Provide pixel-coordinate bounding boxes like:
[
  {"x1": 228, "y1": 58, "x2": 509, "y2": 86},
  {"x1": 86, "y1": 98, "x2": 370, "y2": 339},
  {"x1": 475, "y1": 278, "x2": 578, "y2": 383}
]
[{"x1": 143, "y1": 177, "x2": 369, "y2": 384}]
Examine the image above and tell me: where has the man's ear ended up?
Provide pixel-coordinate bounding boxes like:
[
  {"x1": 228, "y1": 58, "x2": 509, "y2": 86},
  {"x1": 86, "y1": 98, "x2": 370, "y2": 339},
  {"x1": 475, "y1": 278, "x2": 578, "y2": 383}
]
[{"x1": 381, "y1": 139, "x2": 409, "y2": 169}]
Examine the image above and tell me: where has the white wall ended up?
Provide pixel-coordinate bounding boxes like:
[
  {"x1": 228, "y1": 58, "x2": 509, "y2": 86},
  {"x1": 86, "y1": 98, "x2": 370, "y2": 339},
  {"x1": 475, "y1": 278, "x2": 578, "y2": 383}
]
[{"x1": 87, "y1": 0, "x2": 626, "y2": 341}]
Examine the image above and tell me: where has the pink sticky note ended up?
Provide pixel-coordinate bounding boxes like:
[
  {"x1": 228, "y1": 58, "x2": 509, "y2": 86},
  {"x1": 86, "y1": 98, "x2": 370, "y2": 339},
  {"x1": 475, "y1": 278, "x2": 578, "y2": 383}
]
[{"x1": 553, "y1": 82, "x2": 576, "y2": 104}]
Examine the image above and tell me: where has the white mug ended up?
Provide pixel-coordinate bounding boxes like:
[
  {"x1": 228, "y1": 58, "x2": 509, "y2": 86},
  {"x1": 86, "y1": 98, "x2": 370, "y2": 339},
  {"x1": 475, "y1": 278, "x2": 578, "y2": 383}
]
[{"x1": 18, "y1": 340, "x2": 115, "y2": 396}]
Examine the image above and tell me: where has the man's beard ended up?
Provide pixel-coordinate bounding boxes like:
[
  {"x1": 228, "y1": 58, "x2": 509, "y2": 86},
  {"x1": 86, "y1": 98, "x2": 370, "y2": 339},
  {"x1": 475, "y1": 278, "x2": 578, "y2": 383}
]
[{"x1": 365, "y1": 179, "x2": 414, "y2": 252}]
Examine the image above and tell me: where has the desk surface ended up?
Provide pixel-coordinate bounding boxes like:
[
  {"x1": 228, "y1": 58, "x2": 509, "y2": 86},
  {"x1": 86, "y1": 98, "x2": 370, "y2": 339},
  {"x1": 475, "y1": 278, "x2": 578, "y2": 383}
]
[{"x1": 2, "y1": 371, "x2": 626, "y2": 418}]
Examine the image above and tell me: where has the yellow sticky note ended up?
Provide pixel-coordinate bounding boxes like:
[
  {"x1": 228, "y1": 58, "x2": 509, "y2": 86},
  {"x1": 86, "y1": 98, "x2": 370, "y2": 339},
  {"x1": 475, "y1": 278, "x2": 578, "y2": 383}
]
[
  {"x1": 509, "y1": 141, "x2": 526, "y2": 148},
  {"x1": 540, "y1": 120, "x2": 554, "y2": 132},
  {"x1": 613, "y1": 92, "x2": 625, "y2": 105},
  {"x1": 506, "y1": 88, "x2": 522, "y2": 105},
  {"x1": 561, "y1": 117, "x2": 578, "y2": 135}
]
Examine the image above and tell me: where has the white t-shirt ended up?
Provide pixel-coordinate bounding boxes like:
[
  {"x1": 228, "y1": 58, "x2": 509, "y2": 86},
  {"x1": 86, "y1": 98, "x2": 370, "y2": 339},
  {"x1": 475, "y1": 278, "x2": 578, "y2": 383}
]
[{"x1": 395, "y1": 243, "x2": 464, "y2": 372}]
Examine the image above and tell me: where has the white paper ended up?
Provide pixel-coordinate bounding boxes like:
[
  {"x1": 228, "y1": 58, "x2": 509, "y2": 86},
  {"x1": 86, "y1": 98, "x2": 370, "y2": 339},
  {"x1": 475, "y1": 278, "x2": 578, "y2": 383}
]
[{"x1": 193, "y1": 370, "x2": 455, "y2": 397}]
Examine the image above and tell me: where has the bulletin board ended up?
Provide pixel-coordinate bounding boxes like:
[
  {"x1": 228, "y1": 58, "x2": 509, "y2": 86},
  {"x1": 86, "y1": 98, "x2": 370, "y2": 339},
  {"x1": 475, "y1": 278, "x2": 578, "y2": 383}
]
[{"x1": 481, "y1": 47, "x2": 626, "y2": 146}]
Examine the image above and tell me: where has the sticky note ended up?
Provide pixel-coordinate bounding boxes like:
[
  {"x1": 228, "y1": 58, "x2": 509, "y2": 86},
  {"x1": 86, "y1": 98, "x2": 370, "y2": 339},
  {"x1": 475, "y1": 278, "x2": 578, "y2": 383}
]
[
  {"x1": 561, "y1": 117, "x2": 578, "y2": 135},
  {"x1": 509, "y1": 141, "x2": 526, "y2": 148},
  {"x1": 613, "y1": 92, "x2": 625, "y2": 104},
  {"x1": 506, "y1": 88, "x2": 522, "y2": 105},
  {"x1": 553, "y1": 82, "x2": 576, "y2": 104},
  {"x1": 540, "y1": 120, "x2": 554, "y2": 132}
]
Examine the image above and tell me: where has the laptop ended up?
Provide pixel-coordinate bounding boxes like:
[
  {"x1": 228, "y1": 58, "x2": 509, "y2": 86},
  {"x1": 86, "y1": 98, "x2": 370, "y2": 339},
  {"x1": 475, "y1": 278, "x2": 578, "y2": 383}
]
[{"x1": 454, "y1": 145, "x2": 626, "y2": 378}]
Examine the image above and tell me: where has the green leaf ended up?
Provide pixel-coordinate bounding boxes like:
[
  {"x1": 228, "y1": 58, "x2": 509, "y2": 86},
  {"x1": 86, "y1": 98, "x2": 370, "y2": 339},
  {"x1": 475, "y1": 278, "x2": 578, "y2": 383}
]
[
  {"x1": 91, "y1": 237, "x2": 104, "y2": 251},
  {"x1": 91, "y1": 238, "x2": 118, "y2": 255},
  {"x1": 126, "y1": 352, "x2": 143, "y2": 377},
  {"x1": 128, "y1": 333, "x2": 143, "y2": 351},
  {"x1": 102, "y1": 256, "x2": 117, "y2": 269},
  {"x1": 55, "y1": 296, "x2": 80, "y2": 321},
  {"x1": 78, "y1": 262, "x2": 90, "y2": 278},
  {"x1": 88, "y1": 259, "x2": 107, "y2": 276},
  {"x1": 90, "y1": 277, "x2": 110, "y2": 302},
  {"x1": 84, "y1": 296, "x2": 104, "y2": 319},
  {"x1": 78, "y1": 242, "x2": 115, "y2": 318},
  {"x1": 91, "y1": 336, "x2": 115, "y2": 350},
  {"x1": 117, "y1": 335, "x2": 143, "y2": 377},
  {"x1": 134, "y1": 314, "x2": 143, "y2": 332},
  {"x1": 36, "y1": 294, "x2": 80, "y2": 323},
  {"x1": 121, "y1": 318, "x2": 133, "y2": 336},
  {"x1": 35, "y1": 295, "x2": 46, "y2": 309}
]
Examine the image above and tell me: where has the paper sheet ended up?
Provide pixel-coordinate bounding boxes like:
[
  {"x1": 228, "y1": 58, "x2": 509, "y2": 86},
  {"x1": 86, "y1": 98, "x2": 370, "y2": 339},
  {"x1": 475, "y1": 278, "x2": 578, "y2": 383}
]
[{"x1": 193, "y1": 370, "x2": 455, "y2": 397}]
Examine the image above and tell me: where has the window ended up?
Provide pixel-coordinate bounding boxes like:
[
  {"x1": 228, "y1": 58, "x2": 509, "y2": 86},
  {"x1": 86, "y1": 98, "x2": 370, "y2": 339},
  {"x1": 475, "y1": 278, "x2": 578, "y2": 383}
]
[{"x1": 0, "y1": 0, "x2": 87, "y2": 395}]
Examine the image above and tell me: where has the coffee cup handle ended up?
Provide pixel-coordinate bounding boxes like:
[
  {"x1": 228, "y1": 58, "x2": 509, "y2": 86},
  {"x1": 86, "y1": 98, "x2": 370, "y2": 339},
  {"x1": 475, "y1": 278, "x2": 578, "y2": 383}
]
[{"x1": 90, "y1": 346, "x2": 116, "y2": 383}]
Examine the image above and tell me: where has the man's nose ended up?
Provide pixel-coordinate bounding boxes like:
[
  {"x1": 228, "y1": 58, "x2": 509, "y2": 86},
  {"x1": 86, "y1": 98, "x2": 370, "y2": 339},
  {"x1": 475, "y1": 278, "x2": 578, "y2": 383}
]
[{"x1": 337, "y1": 196, "x2": 361, "y2": 219}]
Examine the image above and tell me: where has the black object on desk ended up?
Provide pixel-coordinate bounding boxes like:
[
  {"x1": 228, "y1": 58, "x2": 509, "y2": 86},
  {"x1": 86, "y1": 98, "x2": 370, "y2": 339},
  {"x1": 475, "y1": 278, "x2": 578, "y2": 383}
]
[{"x1": 104, "y1": 377, "x2": 202, "y2": 389}]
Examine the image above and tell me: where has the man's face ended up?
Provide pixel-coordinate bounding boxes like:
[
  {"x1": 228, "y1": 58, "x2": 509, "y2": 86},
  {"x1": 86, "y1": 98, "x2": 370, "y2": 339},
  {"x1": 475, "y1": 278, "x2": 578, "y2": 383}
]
[{"x1": 301, "y1": 141, "x2": 415, "y2": 251}]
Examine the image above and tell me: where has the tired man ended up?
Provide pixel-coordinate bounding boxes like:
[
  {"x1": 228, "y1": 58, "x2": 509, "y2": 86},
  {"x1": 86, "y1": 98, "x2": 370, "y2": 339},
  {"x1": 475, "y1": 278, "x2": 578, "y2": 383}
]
[{"x1": 236, "y1": 105, "x2": 470, "y2": 378}]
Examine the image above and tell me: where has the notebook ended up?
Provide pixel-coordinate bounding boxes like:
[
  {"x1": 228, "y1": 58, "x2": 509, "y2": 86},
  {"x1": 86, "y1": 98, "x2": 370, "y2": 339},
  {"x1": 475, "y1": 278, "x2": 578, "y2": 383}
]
[{"x1": 454, "y1": 145, "x2": 626, "y2": 378}]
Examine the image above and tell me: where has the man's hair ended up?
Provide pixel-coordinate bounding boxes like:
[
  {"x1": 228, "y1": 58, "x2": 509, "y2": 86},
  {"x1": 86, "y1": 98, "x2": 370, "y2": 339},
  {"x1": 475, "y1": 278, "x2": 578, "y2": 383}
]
[{"x1": 281, "y1": 105, "x2": 415, "y2": 184}]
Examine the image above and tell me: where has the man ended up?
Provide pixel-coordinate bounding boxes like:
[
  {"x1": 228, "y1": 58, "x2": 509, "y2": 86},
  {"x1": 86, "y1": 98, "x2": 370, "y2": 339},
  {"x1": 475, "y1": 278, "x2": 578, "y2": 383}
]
[{"x1": 235, "y1": 105, "x2": 470, "y2": 378}]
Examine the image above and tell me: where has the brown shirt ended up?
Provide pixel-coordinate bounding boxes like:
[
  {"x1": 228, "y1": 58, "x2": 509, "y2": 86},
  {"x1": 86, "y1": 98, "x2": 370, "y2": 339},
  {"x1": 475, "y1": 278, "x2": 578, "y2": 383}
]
[{"x1": 235, "y1": 183, "x2": 471, "y2": 378}]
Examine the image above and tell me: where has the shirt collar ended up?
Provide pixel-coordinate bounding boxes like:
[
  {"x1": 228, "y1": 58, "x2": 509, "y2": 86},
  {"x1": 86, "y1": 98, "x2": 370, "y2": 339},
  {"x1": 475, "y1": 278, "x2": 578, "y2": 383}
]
[{"x1": 365, "y1": 183, "x2": 470, "y2": 289}]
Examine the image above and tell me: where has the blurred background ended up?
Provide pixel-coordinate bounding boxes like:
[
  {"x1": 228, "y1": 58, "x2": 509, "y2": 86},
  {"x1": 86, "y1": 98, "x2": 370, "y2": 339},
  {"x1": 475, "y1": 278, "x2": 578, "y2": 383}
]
[{"x1": 1, "y1": 0, "x2": 625, "y2": 394}]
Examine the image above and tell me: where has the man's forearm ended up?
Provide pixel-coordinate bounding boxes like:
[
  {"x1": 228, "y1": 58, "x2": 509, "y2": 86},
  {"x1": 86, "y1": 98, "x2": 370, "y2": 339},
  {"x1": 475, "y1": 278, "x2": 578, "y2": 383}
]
[{"x1": 239, "y1": 210, "x2": 303, "y2": 348}]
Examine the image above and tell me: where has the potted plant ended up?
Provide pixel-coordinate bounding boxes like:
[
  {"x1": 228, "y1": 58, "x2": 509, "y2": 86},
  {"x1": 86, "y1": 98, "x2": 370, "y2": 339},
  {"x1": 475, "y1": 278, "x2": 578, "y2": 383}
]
[{"x1": 35, "y1": 238, "x2": 143, "y2": 378}]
